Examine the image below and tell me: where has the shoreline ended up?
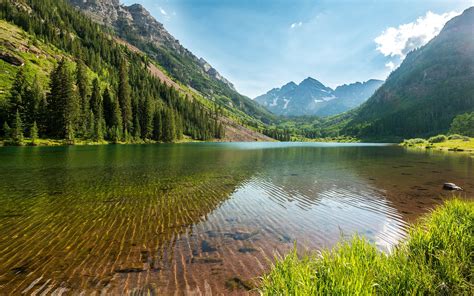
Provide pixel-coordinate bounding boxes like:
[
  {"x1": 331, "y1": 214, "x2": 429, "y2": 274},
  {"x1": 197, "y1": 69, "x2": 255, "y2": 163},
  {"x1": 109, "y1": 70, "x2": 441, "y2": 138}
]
[
  {"x1": 401, "y1": 137, "x2": 474, "y2": 155},
  {"x1": 260, "y1": 198, "x2": 473, "y2": 295}
]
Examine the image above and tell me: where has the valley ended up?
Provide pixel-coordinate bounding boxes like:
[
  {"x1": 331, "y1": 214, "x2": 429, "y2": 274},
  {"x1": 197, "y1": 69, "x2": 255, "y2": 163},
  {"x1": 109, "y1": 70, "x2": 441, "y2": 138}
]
[{"x1": 0, "y1": 1, "x2": 473, "y2": 295}]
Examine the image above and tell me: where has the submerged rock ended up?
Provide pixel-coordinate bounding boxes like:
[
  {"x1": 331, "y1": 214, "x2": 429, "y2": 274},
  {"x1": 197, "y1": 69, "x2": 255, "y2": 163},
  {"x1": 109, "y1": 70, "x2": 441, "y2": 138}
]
[
  {"x1": 225, "y1": 277, "x2": 254, "y2": 291},
  {"x1": 443, "y1": 183, "x2": 463, "y2": 191},
  {"x1": 201, "y1": 240, "x2": 217, "y2": 253},
  {"x1": 191, "y1": 257, "x2": 223, "y2": 264},
  {"x1": 238, "y1": 247, "x2": 257, "y2": 254}
]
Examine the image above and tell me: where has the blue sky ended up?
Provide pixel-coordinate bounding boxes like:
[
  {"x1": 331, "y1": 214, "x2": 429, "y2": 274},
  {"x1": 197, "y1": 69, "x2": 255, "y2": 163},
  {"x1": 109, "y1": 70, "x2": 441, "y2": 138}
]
[{"x1": 122, "y1": 0, "x2": 473, "y2": 97}]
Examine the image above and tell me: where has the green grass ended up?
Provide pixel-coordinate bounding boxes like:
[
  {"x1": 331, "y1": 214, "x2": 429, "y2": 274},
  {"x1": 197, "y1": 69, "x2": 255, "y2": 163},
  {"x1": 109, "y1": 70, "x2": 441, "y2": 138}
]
[
  {"x1": 260, "y1": 199, "x2": 474, "y2": 295},
  {"x1": 401, "y1": 135, "x2": 474, "y2": 153}
]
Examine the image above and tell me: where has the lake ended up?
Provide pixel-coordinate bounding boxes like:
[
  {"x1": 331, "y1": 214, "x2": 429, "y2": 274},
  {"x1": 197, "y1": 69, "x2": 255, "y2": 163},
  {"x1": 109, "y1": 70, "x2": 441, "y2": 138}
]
[{"x1": 0, "y1": 143, "x2": 472, "y2": 294}]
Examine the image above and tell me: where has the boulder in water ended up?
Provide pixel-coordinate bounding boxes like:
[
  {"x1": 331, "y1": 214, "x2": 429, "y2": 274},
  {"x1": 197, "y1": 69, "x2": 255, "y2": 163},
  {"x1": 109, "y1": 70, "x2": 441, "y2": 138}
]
[{"x1": 443, "y1": 183, "x2": 463, "y2": 191}]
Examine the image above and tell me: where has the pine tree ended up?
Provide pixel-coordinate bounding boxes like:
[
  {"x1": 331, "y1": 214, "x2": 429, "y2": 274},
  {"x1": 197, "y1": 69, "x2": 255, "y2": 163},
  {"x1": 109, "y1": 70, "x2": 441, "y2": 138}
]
[
  {"x1": 103, "y1": 87, "x2": 114, "y2": 128},
  {"x1": 30, "y1": 121, "x2": 39, "y2": 145},
  {"x1": 93, "y1": 116, "x2": 104, "y2": 142},
  {"x1": 152, "y1": 109, "x2": 162, "y2": 141},
  {"x1": 75, "y1": 59, "x2": 89, "y2": 136},
  {"x1": 36, "y1": 93, "x2": 48, "y2": 137},
  {"x1": 47, "y1": 59, "x2": 80, "y2": 139},
  {"x1": 12, "y1": 110, "x2": 24, "y2": 145},
  {"x1": 2, "y1": 122, "x2": 11, "y2": 139},
  {"x1": 8, "y1": 67, "x2": 29, "y2": 123},
  {"x1": 118, "y1": 60, "x2": 132, "y2": 134},
  {"x1": 141, "y1": 95, "x2": 154, "y2": 139},
  {"x1": 90, "y1": 78, "x2": 103, "y2": 118},
  {"x1": 133, "y1": 116, "x2": 141, "y2": 141},
  {"x1": 161, "y1": 108, "x2": 176, "y2": 142}
]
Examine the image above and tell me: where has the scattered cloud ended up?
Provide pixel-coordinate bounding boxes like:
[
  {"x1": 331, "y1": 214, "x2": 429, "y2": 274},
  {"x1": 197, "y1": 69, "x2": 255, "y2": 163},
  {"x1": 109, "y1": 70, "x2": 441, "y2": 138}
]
[
  {"x1": 385, "y1": 61, "x2": 396, "y2": 71},
  {"x1": 375, "y1": 10, "x2": 459, "y2": 58},
  {"x1": 290, "y1": 21, "x2": 303, "y2": 29},
  {"x1": 159, "y1": 7, "x2": 168, "y2": 16}
]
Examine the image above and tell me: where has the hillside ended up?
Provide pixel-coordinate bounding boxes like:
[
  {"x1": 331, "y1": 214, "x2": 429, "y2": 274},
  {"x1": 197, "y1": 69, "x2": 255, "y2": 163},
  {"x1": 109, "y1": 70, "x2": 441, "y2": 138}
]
[
  {"x1": 255, "y1": 78, "x2": 383, "y2": 117},
  {"x1": 344, "y1": 7, "x2": 474, "y2": 139},
  {"x1": 67, "y1": 0, "x2": 274, "y2": 124},
  {"x1": 0, "y1": 0, "x2": 272, "y2": 143}
]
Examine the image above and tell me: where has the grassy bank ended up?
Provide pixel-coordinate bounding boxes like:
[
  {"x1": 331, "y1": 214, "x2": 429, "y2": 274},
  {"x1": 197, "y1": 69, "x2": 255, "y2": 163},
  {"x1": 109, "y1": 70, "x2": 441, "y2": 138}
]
[
  {"x1": 260, "y1": 199, "x2": 473, "y2": 295},
  {"x1": 401, "y1": 134, "x2": 474, "y2": 153},
  {"x1": 0, "y1": 136, "x2": 203, "y2": 147}
]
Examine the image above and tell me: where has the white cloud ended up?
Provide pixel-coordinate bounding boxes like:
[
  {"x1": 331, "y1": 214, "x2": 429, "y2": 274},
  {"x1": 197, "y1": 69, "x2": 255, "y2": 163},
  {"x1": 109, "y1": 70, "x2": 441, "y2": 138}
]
[
  {"x1": 159, "y1": 7, "x2": 168, "y2": 16},
  {"x1": 290, "y1": 21, "x2": 303, "y2": 29},
  {"x1": 385, "y1": 61, "x2": 396, "y2": 71},
  {"x1": 375, "y1": 10, "x2": 459, "y2": 58}
]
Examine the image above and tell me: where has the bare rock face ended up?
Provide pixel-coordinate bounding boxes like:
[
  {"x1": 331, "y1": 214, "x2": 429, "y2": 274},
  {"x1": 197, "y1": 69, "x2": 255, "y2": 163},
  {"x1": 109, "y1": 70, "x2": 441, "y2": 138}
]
[
  {"x1": 0, "y1": 52, "x2": 24, "y2": 66},
  {"x1": 68, "y1": 0, "x2": 121, "y2": 24},
  {"x1": 68, "y1": 0, "x2": 235, "y2": 90}
]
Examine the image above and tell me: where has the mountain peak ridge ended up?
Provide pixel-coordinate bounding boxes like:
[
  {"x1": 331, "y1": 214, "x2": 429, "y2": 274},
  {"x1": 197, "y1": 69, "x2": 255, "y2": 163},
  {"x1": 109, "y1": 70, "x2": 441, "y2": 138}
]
[{"x1": 255, "y1": 78, "x2": 384, "y2": 117}]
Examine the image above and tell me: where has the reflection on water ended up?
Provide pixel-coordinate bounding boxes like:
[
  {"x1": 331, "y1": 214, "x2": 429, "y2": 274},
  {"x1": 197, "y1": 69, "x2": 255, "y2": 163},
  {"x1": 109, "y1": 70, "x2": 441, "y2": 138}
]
[{"x1": 0, "y1": 143, "x2": 472, "y2": 294}]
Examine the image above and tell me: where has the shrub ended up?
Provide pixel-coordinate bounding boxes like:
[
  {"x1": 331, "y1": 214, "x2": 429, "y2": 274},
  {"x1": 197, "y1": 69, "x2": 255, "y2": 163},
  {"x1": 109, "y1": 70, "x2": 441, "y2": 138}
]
[
  {"x1": 448, "y1": 134, "x2": 464, "y2": 140},
  {"x1": 402, "y1": 138, "x2": 427, "y2": 146},
  {"x1": 428, "y1": 134, "x2": 447, "y2": 143}
]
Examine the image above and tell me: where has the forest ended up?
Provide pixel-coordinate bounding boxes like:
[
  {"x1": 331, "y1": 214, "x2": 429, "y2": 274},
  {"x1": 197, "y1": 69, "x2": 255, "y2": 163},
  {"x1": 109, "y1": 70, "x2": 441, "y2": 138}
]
[{"x1": 0, "y1": 0, "x2": 224, "y2": 145}]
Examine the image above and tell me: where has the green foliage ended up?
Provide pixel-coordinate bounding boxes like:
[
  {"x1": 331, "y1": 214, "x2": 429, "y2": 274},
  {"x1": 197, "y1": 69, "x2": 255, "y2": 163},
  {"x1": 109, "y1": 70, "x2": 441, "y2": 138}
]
[
  {"x1": 261, "y1": 199, "x2": 474, "y2": 295},
  {"x1": 2, "y1": 121, "x2": 10, "y2": 138},
  {"x1": 262, "y1": 128, "x2": 291, "y2": 141},
  {"x1": 11, "y1": 110, "x2": 24, "y2": 145},
  {"x1": 428, "y1": 134, "x2": 448, "y2": 143},
  {"x1": 401, "y1": 138, "x2": 428, "y2": 146},
  {"x1": 30, "y1": 121, "x2": 38, "y2": 145},
  {"x1": 450, "y1": 112, "x2": 474, "y2": 137},
  {"x1": 448, "y1": 134, "x2": 465, "y2": 140},
  {"x1": 47, "y1": 59, "x2": 80, "y2": 139}
]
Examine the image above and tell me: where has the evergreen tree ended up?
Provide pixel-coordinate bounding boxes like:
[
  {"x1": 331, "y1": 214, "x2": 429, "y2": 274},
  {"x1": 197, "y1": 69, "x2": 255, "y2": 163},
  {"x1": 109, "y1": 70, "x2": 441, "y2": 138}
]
[
  {"x1": 103, "y1": 87, "x2": 114, "y2": 128},
  {"x1": 47, "y1": 59, "x2": 80, "y2": 139},
  {"x1": 152, "y1": 109, "x2": 162, "y2": 141},
  {"x1": 141, "y1": 95, "x2": 154, "y2": 139},
  {"x1": 2, "y1": 122, "x2": 11, "y2": 139},
  {"x1": 25, "y1": 75, "x2": 43, "y2": 129},
  {"x1": 93, "y1": 117, "x2": 104, "y2": 142},
  {"x1": 133, "y1": 116, "x2": 141, "y2": 141},
  {"x1": 75, "y1": 59, "x2": 89, "y2": 136},
  {"x1": 90, "y1": 78, "x2": 103, "y2": 118},
  {"x1": 30, "y1": 121, "x2": 39, "y2": 145},
  {"x1": 8, "y1": 67, "x2": 28, "y2": 123},
  {"x1": 161, "y1": 108, "x2": 176, "y2": 142},
  {"x1": 12, "y1": 110, "x2": 24, "y2": 145},
  {"x1": 118, "y1": 60, "x2": 132, "y2": 134}
]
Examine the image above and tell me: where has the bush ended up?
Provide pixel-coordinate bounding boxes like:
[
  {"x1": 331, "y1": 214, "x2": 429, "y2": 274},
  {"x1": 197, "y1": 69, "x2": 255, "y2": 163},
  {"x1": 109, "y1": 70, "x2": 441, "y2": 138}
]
[
  {"x1": 428, "y1": 134, "x2": 447, "y2": 143},
  {"x1": 450, "y1": 112, "x2": 474, "y2": 137},
  {"x1": 260, "y1": 199, "x2": 473, "y2": 295},
  {"x1": 448, "y1": 134, "x2": 464, "y2": 140},
  {"x1": 402, "y1": 138, "x2": 427, "y2": 146}
]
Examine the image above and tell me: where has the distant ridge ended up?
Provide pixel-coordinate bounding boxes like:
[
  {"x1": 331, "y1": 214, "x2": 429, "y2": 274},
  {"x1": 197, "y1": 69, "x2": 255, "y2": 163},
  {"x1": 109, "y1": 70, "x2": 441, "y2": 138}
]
[{"x1": 255, "y1": 78, "x2": 383, "y2": 117}]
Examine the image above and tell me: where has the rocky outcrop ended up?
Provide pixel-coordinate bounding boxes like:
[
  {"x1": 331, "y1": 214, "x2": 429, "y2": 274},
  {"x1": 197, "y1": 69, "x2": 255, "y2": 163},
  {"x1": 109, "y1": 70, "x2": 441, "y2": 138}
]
[{"x1": 0, "y1": 52, "x2": 24, "y2": 66}]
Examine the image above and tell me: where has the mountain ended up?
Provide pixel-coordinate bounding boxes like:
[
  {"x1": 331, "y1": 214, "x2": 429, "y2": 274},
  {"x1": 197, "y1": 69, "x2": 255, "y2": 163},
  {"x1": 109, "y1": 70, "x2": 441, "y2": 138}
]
[
  {"x1": 67, "y1": 0, "x2": 274, "y2": 123},
  {"x1": 255, "y1": 78, "x2": 383, "y2": 117},
  {"x1": 0, "y1": 0, "x2": 273, "y2": 143},
  {"x1": 344, "y1": 7, "x2": 474, "y2": 139}
]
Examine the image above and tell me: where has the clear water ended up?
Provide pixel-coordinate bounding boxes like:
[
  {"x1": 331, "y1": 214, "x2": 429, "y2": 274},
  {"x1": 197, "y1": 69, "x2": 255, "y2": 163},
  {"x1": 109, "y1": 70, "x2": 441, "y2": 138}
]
[{"x1": 0, "y1": 143, "x2": 472, "y2": 294}]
